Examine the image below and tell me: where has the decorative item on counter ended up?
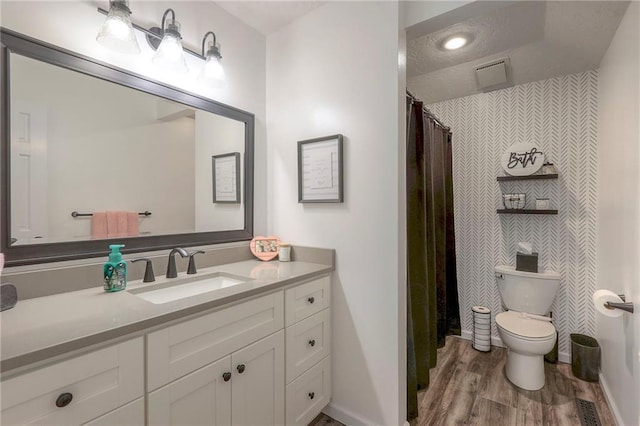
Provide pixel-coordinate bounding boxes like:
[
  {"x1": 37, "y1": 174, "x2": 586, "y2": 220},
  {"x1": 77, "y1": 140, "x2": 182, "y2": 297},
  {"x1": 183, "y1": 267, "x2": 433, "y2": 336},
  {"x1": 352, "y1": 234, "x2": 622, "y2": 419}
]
[
  {"x1": 542, "y1": 162, "x2": 557, "y2": 175},
  {"x1": 250, "y1": 236, "x2": 280, "y2": 261},
  {"x1": 515, "y1": 241, "x2": 538, "y2": 273},
  {"x1": 279, "y1": 243, "x2": 291, "y2": 262},
  {"x1": 103, "y1": 244, "x2": 128, "y2": 292},
  {"x1": 535, "y1": 198, "x2": 550, "y2": 210},
  {"x1": 502, "y1": 193, "x2": 526, "y2": 209},
  {"x1": 500, "y1": 143, "x2": 546, "y2": 176}
]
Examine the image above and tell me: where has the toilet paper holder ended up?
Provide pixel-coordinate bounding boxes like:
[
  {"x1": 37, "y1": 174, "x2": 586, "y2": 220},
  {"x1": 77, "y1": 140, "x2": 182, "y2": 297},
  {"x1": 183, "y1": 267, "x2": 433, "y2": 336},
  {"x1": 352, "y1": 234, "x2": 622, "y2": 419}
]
[{"x1": 604, "y1": 294, "x2": 634, "y2": 314}]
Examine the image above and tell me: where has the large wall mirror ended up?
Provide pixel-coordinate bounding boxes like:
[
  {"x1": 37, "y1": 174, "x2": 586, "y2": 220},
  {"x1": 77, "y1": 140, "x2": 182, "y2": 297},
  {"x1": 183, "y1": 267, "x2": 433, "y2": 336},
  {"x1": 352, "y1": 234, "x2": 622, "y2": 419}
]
[{"x1": 1, "y1": 29, "x2": 254, "y2": 266}]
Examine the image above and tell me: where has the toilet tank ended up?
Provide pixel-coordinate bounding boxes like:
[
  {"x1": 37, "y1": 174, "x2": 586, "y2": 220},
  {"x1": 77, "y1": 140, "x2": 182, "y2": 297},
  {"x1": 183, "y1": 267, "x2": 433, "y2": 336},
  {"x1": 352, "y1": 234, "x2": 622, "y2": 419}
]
[{"x1": 495, "y1": 265, "x2": 560, "y2": 315}]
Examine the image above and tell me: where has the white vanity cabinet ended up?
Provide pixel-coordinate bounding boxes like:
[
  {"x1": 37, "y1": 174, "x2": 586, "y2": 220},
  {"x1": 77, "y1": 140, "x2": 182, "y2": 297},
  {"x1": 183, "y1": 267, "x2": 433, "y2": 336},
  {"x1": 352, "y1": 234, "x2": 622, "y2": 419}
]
[
  {"x1": 284, "y1": 276, "x2": 332, "y2": 426},
  {"x1": 146, "y1": 274, "x2": 332, "y2": 426},
  {"x1": 1, "y1": 271, "x2": 332, "y2": 426},
  {"x1": 146, "y1": 291, "x2": 286, "y2": 426},
  {"x1": 0, "y1": 337, "x2": 144, "y2": 426}
]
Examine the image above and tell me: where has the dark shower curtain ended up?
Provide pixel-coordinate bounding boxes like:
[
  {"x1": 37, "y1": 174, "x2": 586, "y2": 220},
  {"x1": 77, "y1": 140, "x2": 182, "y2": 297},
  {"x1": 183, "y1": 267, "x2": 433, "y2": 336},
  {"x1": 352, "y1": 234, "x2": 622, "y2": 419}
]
[{"x1": 406, "y1": 93, "x2": 461, "y2": 422}]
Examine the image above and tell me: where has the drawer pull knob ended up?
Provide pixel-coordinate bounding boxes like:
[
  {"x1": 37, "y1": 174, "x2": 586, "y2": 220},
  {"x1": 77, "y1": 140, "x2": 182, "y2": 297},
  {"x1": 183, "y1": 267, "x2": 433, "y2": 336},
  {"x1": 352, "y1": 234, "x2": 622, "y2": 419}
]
[
  {"x1": 237, "y1": 364, "x2": 246, "y2": 374},
  {"x1": 223, "y1": 372, "x2": 231, "y2": 382},
  {"x1": 56, "y1": 392, "x2": 73, "y2": 408},
  {"x1": 308, "y1": 392, "x2": 315, "y2": 400},
  {"x1": 308, "y1": 297, "x2": 315, "y2": 304},
  {"x1": 308, "y1": 339, "x2": 316, "y2": 347}
]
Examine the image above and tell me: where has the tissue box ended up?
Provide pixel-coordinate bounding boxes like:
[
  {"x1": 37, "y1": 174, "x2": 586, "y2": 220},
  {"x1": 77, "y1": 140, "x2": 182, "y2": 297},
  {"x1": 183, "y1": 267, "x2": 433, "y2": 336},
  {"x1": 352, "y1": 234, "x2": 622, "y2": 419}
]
[{"x1": 516, "y1": 252, "x2": 538, "y2": 273}]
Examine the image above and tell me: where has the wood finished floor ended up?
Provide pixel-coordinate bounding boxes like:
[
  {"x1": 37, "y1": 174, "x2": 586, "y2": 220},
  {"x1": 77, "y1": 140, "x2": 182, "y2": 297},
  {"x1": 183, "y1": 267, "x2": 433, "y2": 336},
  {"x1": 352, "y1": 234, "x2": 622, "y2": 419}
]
[
  {"x1": 308, "y1": 413, "x2": 345, "y2": 426},
  {"x1": 415, "y1": 336, "x2": 616, "y2": 426}
]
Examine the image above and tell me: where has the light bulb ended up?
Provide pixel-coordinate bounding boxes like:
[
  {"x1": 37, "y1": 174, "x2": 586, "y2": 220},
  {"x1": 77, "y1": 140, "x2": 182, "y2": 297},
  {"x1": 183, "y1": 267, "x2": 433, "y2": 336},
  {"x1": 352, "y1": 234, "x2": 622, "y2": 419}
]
[
  {"x1": 198, "y1": 41, "x2": 225, "y2": 87},
  {"x1": 443, "y1": 36, "x2": 467, "y2": 50},
  {"x1": 152, "y1": 20, "x2": 188, "y2": 74},
  {"x1": 96, "y1": 1, "x2": 140, "y2": 54}
]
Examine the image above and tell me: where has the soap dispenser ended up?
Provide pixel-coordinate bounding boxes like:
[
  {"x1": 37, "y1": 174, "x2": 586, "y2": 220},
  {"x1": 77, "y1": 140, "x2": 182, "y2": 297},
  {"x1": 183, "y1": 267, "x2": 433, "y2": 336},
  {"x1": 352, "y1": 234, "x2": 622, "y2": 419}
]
[{"x1": 103, "y1": 244, "x2": 127, "y2": 292}]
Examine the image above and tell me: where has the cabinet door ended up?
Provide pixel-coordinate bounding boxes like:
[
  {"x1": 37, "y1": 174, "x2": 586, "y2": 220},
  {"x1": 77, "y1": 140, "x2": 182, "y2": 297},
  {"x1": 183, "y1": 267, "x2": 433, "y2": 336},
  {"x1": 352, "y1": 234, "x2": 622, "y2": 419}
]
[
  {"x1": 231, "y1": 331, "x2": 284, "y2": 426},
  {"x1": 148, "y1": 356, "x2": 232, "y2": 426}
]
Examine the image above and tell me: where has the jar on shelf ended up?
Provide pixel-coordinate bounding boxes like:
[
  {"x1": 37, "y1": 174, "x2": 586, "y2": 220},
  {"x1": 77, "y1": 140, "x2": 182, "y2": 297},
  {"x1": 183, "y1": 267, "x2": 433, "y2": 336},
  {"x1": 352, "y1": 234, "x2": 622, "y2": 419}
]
[{"x1": 542, "y1": 162, "x2": 557, "y2": 175}]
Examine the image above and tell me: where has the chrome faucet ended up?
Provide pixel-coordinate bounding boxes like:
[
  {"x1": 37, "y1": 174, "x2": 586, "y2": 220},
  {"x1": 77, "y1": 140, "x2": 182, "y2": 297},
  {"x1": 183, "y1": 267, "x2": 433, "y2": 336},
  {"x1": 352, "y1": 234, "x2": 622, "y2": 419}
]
[{"x1": 166, "y1": 247, "x2": 189, "y2": 278}]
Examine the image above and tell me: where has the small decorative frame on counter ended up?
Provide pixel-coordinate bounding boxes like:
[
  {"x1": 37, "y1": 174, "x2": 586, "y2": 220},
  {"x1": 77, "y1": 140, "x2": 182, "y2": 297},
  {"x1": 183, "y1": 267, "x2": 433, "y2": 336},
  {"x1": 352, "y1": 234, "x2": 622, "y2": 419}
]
[
  {"x1": 298, "y1": 134, "x2": 344, "y2": 203},
  {"x1": 212, "y1": 152, "x2": 241, "y2": 203},
  {"x1": 250, "y1": 236, "x2": 281, "y2": 261}
]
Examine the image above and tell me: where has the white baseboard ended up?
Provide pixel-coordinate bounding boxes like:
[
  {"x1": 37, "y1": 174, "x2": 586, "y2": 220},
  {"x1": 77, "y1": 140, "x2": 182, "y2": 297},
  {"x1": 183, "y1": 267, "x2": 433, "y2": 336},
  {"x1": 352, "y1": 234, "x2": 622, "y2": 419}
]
[
  {"x1": 323, "y1": 402, "x2": 372, "y2": 426},
  {"x1": 599, "y1": 373, "x2": 623, "y2": 426},
  {"x1": 460, "y1": 329, "x2": 570, "y2": 363}
]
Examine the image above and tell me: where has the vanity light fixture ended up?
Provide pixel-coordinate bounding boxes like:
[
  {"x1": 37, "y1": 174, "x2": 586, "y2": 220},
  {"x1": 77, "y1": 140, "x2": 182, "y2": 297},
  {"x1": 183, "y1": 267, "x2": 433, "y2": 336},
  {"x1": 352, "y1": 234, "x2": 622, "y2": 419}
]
[
  {"x1": 96, "y1": 4, "x2": 227, "y2": 83},
  {"x1": 96, "y1": 0, "x2": 141, "y2": 54},
  {"x1": 149, "y1": 9, "x2": 188, "y2": 74},
  {"x1": 198, "y1": 32, "x2": 225, "y2": 87},
  {"x1": 443, "y1": 35, "x2": 468, "y2": 50}
]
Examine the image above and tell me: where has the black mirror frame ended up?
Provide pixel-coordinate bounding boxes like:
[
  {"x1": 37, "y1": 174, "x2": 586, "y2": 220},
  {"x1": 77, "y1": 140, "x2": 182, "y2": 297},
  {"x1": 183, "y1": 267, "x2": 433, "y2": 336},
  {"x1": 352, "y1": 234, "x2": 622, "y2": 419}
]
[{"x1": 0, "y1": 28, "x2": 254, "y2": 267}]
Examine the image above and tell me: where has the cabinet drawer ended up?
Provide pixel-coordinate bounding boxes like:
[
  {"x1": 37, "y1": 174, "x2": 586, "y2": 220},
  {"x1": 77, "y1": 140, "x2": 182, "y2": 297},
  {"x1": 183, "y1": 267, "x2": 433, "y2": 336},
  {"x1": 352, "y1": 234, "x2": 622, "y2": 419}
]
[
  {"x1": 285, "y1": 276, "x2": 330, "y2": 326},
  {"x1": 0, "y1": 337, "x2": 143, "y2": 426},
  {"x1": 286, "y1": 309, "x2": 330, "y2": 383},
  {"x1": 83, "y1": 398, "x2": 144, "y2": 426},
  {"x1": 285, "y1": 356, "x2": 331, "y2": 426},
  {"x1": 147, "y1": 291, "x2": 284, "y2": 390}
]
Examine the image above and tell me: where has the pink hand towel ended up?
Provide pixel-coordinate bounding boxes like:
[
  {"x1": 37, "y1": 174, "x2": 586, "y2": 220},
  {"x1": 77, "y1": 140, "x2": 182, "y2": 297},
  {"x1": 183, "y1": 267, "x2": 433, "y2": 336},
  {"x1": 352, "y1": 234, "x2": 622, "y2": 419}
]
[
  {"x1": 106, "y1": 211, "x2": 127, "y2": 238},
  {"x1": 126, "y1": 212, "x2": 139, "y2": 237},
  {"x1": 92, "y1": 212, "x2": 108, "y2": 239}
]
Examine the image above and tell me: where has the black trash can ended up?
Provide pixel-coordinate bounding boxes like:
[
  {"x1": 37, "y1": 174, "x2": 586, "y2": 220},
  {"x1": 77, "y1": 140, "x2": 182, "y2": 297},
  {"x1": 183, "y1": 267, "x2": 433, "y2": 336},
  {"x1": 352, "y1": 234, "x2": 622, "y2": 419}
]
[{"x1": 570, "y1": 334, "x2": 600, "y2": 382}]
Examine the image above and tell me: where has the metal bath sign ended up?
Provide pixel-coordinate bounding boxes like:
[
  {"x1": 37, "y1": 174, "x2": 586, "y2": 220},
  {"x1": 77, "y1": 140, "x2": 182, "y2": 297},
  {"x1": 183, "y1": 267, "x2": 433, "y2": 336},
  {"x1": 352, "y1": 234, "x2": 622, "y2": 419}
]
[{"x1": 501, "y1": 143, "x2": 546, "y2": 176}]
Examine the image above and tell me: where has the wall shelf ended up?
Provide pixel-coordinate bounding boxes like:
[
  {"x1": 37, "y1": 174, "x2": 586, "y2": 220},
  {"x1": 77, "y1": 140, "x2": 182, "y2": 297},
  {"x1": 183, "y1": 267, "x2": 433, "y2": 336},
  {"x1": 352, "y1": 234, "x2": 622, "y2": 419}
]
[
  {"x1": 497, "y1": 209, "x2": 558, "y2": 215},
  {"x1": 497, "y1": 174, "x2": 558, "y2": 182}
]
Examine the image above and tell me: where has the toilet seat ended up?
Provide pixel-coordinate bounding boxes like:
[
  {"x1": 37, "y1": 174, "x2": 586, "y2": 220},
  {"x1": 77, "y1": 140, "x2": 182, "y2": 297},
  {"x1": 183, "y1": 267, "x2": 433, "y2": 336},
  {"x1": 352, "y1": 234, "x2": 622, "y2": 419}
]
[{"x1": 496, "y1": 311, "x2": 555, "y2": 340}]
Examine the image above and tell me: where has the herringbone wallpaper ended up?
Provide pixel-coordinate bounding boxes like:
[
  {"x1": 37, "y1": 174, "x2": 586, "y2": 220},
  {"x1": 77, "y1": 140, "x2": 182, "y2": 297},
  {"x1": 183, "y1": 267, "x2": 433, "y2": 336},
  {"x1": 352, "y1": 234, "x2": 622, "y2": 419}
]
[{"x1": 428, "y1": 70, "x2": 598, "y2": 357}]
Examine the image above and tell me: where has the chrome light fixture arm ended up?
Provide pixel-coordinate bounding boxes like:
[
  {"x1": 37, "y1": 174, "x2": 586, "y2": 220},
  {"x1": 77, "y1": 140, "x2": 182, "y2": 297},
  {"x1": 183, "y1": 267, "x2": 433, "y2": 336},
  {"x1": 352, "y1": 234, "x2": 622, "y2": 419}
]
[{"x1": 202, "y1": 31, "x2": 222, "y2": 60}]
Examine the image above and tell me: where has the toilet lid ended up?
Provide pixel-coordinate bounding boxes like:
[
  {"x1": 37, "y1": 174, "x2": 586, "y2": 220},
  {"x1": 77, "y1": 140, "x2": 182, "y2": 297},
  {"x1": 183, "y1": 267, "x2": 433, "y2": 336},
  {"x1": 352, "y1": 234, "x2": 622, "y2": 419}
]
[{"x1": 496, "y1": 311, "x2": 555, "y2": 339}]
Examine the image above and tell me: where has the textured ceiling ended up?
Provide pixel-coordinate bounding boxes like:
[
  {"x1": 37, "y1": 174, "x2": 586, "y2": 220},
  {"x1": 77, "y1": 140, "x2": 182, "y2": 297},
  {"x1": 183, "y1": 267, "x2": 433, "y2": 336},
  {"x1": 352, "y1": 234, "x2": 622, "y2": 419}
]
[
  {"x1": 215, "y1": 1, "x2": 325, "y2": 35},
  {"x1": 407, "y1": 1, "x2": 630, "y2": 104}
]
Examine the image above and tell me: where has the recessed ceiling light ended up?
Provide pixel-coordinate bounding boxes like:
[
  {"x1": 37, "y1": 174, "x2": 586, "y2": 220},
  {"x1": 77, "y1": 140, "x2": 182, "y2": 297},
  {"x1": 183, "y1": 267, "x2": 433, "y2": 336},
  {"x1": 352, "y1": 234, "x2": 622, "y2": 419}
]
[{"x1": 444, "y1": 36, "x2": 468, "y2": 50}]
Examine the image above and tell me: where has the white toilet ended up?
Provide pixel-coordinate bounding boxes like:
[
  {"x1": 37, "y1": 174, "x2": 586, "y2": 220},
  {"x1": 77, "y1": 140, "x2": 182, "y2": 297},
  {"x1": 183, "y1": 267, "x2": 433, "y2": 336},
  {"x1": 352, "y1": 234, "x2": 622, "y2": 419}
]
[{"x1": 494, "y1": 265, "x2": 561, "y2": 390}]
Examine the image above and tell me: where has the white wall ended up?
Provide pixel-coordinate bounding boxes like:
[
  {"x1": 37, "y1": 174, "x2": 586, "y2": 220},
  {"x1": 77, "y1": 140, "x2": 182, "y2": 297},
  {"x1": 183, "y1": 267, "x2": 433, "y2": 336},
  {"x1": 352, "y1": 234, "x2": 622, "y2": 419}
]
[
  {"x1": 0, "y1": 0, "x2": 267, "y2": 236},
  {"x1": 429, "y1": 70, "x2": 599, "y2": 362},
  {"x1": 596, "y1": 2, "x2": 640, "y2": 425},
  {"x1": 266, "y1": 2, "x2": 404, "y2": 425},
  {"x1": 194, "y1": 111, "x2": 245, "y2": 232}
]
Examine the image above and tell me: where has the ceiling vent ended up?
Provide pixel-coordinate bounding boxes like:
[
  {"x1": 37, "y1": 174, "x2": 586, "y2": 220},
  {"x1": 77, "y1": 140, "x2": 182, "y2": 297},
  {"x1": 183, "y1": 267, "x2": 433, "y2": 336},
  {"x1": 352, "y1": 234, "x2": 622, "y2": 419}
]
[{"x1": 475, "y1": 58, "x2": 511, "y2": 91}]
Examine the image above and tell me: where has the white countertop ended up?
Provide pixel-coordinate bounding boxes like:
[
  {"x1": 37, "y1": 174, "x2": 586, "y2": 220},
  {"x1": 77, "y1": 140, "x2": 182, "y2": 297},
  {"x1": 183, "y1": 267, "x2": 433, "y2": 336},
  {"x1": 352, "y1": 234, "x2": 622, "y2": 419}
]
[{"x1": 1, "y1": 259, "x2": 332, "y2": 373}]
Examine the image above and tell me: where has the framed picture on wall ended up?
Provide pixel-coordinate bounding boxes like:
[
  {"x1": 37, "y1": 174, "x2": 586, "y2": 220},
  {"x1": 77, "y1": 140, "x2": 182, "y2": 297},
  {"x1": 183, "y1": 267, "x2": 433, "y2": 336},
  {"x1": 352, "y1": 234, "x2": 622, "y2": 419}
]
[
  {"x1": 298, "y1": 134, "x2": 344, "y2": 203},
  {"x1": 212, "y1": 152, "x2": 241, "y2": 203}
]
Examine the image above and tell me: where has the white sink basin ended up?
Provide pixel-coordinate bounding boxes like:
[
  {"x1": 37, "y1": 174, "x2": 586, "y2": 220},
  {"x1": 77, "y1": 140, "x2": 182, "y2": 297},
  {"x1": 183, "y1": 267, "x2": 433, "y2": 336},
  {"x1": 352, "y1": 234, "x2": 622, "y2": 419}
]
[{"x1": 129, "y1": 272, "x2": 251, "y2": 304}]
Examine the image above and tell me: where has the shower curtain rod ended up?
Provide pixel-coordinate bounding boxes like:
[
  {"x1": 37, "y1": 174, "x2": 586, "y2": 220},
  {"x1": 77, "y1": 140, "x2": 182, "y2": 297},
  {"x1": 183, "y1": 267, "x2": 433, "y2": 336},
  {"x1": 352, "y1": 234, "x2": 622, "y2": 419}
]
[{"x1": 406, "y1": 90, "x2": 449, "y2": 130}]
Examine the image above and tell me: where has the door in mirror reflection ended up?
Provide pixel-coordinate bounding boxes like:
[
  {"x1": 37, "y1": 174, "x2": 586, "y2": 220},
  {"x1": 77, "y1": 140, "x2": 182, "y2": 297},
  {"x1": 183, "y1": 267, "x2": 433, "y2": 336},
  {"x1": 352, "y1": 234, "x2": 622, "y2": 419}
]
[{"x1": 9, "y1": 53, "x2": 245, "y2": 246}]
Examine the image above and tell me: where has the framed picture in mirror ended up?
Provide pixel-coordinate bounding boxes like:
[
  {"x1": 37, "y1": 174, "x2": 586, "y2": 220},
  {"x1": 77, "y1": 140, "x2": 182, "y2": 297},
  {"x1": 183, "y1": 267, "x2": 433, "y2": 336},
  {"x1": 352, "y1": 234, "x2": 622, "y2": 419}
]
[{"x1": 212, "y1": 152, "x2": 241, "y2": 203}]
